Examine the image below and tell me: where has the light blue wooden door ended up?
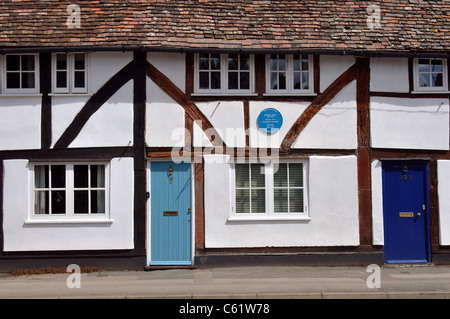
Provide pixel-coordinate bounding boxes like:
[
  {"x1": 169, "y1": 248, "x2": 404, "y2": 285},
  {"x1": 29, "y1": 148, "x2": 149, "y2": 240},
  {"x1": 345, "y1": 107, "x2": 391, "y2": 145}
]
[{"x1": 150, "y1": 162, "x2": 191, "y2": 265}]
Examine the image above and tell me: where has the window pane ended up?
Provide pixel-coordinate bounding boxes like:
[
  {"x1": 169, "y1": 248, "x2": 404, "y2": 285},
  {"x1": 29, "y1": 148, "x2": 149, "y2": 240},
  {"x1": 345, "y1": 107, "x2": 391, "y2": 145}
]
[
  {"x1": 91, "y1": 190, "x2": 105, "y2": 214},
  {"x1": 289, "y1": 189, "x2": 304, "y2": 212},
  {"x1": 228, "y1": 54, "x2": 238, "y2": 70},
  {"x1": 278, "y1": 72, "x2": 286, "y2": 90},
  {"x1": 51, "y1": 165, "x2": 65, "y2": 188},
  {"x1": 74, "y1": 71, "x2": 85, "y2": 88},
  {"x1": 74, "y1": 54, "x2": 85, "y2": 70},
  {"x1": 6, "y1": 55, "x2": 20, "y2": 71},
  {"x1": 430, "y1": 59, "x2": 443, "y2": 72},
  {"x1": 6, "y1": 73, "x2": 20, "y2": 88},
  {"x1": 270, "y1": 72, "x2": 278, "y2": 89},
  {"x1": 21, "y1": 55, "x2": 35, "y2": 71},
  {"x1": 74, "y1": 165, "x2": 89, "y2": 188},
  {"x1": 289, "y1": 163, "x2": 303, "y2": 187},
  {"x1": 199, "y1": 72, "x2": 209, "y2": 89},
  {"x1": 91, "y1": 165, "x2": 105, "y2": 188},
  {"x1": 293, "y1": 72, "x2": 301, "y2": 90},
  {"x1": 56, "y1": 71, "x2": 67, "y2": 88},
  {"x1": 74, "y1": 190, "x2": 88, "y2": 214},
  {"x1": 432, "y1": 73, "x2": 443, "y2": 87},
  {"x1": 35, "y1": 165, "x2": 49, "y2": 188},
  {"x1": 211, "y1": 71, "x2": 221, "y2": 89},
  {"x1": 278, "y1": 55, "x2": 286, "y2": 70},
  {"x1": 21, "y1": 72, "x2": 35, "y2": 89},
  {"x1": 235, "y1": 164, "x2": 249, "y2": 188},
  {"x1": 240, "y1": 72, "x2": 250, "y2": 90},
  {"x1": 274, "y1": 188, "x2": 288, "y2": 213},
  {"x1": 235, "y1": 188, "x2": 249, "y2": 213},
  {"x1": 210, "y1": 54, "x2": 220, "y2": 70},
  {"x1": 51, "y1": 190, "x2": 66, "y2": 214},
  {"x1": 270, "y1": 55, "x2": 277, "y2": 71},
  {"x1": 293, "y1": 55, "x2": 300, "y2": 71},
  {"x1": 251, "y1": 189, "x2": 265, "y2": 213},
  {"x1": 302, "y1": 56, "x2": 309, "y2": 71},
  {"x1": 199, "y1": 54, "x2": 209, "y2": 70},
  {"x1": 240, "y1": 54, "x2": 250, "y2": 70},
  {"x1": 302, "y1": 72, "x2": 309, "y2": 89},
  {"x1": 251, "y1": 164, "x2": 265, "y2": 188},
  {"x1": 34, "y1": 191, "x2": 49, "y2": 214},
  {"x1": 56, "y1": 54, "x2": 67, "y2": 69},
  {"x1": 419, "y1": 73, "x2": 430, "y2": 87},
  {"x1": 228, "y1": 72, "x2": 238, "y2": 90},
  {"x1": 274, "y1": 163, "x2": 288, "y2": 187}
]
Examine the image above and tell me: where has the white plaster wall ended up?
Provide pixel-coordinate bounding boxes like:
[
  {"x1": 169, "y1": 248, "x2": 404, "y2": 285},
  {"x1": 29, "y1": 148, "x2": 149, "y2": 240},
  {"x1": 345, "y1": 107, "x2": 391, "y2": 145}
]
[
  {"x1": 370, "y1": 97, "x2": 449, "y2": 150},
  {"x1": 204, "y1": 155, "x2": 359, "y2": 248},
  {"x1": 88, "y1": 52, "x2": 133, "y2": 93},
  {"x1": 249, "y1": 101, "x2": 309, "y2": 148},
  {"x1": 371, "y1": 160, "x2": 384, "y2": 245},
  {"x1": 69, "y1": 82, "x2": 134, "y2": 148},
  {"x1": 2, "y1": 158, "x2": 134, "y2": 251},
  {"x1": 147, "y1": 52, "x2": 185, "y2": 92},
  {"x1": 320, "y1": 55, "x2": 355, "y2": 90},
  {"x1": 0, "y1": 97, "x2": 41, "y2": 150},
  {"x1": 146, "y1": 80, "x2": 186, "y2": 147},
  {"x1": 293, "y1": 81, "x2": 357, "y2": 149},
  {"x1": 370, "y1": 58, "x2": 409, "y2": 93},
  {"x1": 196, "y1": 101, "x2": 246, "y2": 148},
  {"x1": 438, "y1": 160, "x2": 450, "y2": 245}
]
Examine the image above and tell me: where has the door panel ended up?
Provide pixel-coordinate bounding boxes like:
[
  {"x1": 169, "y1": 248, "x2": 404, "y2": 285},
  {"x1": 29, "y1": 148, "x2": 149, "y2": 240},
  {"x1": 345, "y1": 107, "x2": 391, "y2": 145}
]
[
  {"x1": 150, "y1": 162, "x2": 191, "y2": 265},
  {"x1": 382, "y1": 161, "x2": 430, "y2": 263}
]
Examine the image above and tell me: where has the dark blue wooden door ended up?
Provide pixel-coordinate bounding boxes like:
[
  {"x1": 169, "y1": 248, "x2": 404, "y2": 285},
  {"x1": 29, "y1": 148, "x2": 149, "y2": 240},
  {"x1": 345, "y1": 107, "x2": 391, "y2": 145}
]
[
  {"x1": 382, "y1": 161, "x2": 430, "y2": 263},
  {"x1": 150, "y1": 162, "x2": 191, "y2": 265}
]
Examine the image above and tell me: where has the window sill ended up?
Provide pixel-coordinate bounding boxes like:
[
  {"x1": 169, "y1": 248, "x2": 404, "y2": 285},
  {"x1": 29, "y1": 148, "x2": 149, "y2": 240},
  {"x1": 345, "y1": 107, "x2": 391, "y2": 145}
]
[
  {"x1": 49, "y1": 93, "x2": 93, "y2": 97},
  {"x1": 0, "y1": 93, "x2": 42, "y2": 97},
  {"x1": 411, "y1": 90, "x2": 450, "y2": 94},
  {"x1": 24, "y1": 218, "x2": 114, "y2": 225},
  {"x1": 263, "y1": 93, "x2": 317, "y2": 97},
  {"x1": 227, "y1": 216, "x2": 311, "y2": 222},
  {"x1": 191, "y1": 93, "x2": 258, "y2": 97}
]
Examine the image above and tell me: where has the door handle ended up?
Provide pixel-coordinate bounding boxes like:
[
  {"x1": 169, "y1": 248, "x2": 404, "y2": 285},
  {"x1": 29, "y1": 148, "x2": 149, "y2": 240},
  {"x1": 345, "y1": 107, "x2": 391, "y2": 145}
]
[{"x1": 414, "y1": 212, "x2": 421, "y2": 222}]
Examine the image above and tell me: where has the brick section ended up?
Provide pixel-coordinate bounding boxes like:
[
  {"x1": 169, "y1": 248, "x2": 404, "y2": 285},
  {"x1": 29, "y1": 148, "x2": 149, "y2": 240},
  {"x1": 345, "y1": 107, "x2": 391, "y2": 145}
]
[{"x1": 0, "y1": 0, "x2": 448, "y2": 53}]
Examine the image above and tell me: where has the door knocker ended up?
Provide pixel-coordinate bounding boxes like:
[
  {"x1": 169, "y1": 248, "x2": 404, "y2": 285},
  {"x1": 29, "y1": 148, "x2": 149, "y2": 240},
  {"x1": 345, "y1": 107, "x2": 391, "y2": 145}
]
[{"x1": 168, "y1": 165, "x2": 174, "y2": 184}]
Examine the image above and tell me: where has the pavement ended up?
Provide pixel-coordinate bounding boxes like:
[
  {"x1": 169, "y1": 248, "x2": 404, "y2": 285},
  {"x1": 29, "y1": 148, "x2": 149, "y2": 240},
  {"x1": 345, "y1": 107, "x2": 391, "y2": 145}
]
[{"x1": 1, "y1": 263, "x2": 450, "y2": 300}]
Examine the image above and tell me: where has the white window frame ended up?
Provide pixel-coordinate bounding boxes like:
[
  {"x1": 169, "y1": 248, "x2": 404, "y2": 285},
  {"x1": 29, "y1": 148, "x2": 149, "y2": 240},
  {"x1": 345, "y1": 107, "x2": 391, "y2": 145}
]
[
  {"x1": 230, "y1": 160, "x2": 309, "y2": 221},
  {"x1": 51, "y1": 52, "x2": 88, "y2": 94},
  {"x1": 265, "y1": 54, "x2": 314, "y2": 95},
  {"x1": 28, "y1": 162, "x2": 111, "y2": 223},
  {"x1": 193, "y1": 53, "x2": 255, "y2": 95},
  {"x1": 1, "y1": 53, "x2": 39, "y2": 94},
  {"x1": 413, "y1": 58, "x2": 449, "y2": 93}
]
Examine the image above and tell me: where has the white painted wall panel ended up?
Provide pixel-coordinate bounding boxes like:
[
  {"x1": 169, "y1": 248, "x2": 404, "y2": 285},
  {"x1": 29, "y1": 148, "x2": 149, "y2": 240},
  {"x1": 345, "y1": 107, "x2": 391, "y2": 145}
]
[
  {"x1": 147, "y1": 52, "x2": 185, "y2": 92},
  {"x1": 370, "y1": 58, "x2": 409, "y2": 93},
  {"x1": 320, "y1": 55, "x2": 355, "y2": 90},
  {"x1": 146, "y1": 80, "x2": 185, "y2": 147},
  {"x1": 2, "y1": 158, "x2": 134, "y2": 251},
  {"x1": 69, "y1": 82, "x2": 134, "y2": 148},
  {"x1": 370, "y1": 97, "x2": 449, "y2": 150},
  {"x1": 438, "y1": 160, "x2": 450, "y2": 245},
  {"x1": 293, "y1": 81, "x2": 357, "y2": 149},
  {"x1": 371, "y1": 160, "x2": 384, "y2": 245},
  {"x1": 88, "y1": 52, "x2": 133, "y2": 93},
  {"x1": 204, "y1": 155, "x2": 359, "y2": 248},
  {"x1": 0, "y1": 97, "x2": 41, "y2": 150}
]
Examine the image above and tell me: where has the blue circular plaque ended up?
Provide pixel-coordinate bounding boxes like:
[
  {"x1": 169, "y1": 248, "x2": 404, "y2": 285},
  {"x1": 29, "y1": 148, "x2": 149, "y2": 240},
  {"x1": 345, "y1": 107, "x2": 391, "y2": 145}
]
[{"x1": 257, "y1": 108, "x2": 283, "y2": 133}]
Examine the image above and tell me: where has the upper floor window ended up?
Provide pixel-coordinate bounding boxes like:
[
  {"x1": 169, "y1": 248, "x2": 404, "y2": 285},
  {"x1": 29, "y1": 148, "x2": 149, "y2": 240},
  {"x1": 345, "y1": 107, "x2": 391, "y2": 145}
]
[
  {"x1": 2, "y1": 54, "x2": 39, "y2": 94},
  {"x1": 266, "y1": 54, "x2": 314, "y2": 95},
  {"x1": 413, "y1": 58, "x2": 448, "y2": 92},
  {"x1": 194, "y1": 53, "x2": 255, "y2": 95},
  {"x1": 52, "y1": 53, "x2": 88, "y2": 94}
]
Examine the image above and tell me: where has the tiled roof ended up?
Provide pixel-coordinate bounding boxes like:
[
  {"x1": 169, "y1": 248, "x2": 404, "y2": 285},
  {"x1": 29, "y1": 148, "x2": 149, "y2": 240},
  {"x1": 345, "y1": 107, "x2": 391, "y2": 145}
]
[{"x1": 0, "y1": 0, "x2": 449, "y2": 54}]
